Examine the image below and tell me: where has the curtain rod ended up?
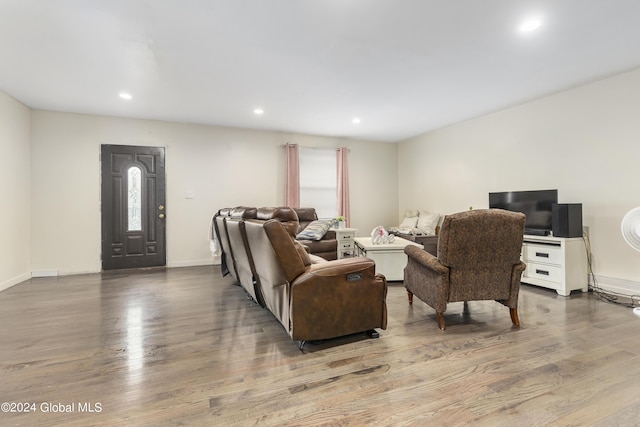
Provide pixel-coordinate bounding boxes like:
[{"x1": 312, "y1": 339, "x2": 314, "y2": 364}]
[{"x1": 281, "y1": 144, "x2": 350, "y2": 152}]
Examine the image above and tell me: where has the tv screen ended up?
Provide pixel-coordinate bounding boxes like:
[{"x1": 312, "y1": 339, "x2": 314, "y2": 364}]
[{"x1": 489, "y1": 189, "x2": 558, "y2": 235}]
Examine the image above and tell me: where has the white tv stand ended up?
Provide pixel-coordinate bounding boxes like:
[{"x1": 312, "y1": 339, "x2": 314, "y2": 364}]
[{"x1": 521, "y1": 235, "x2": 588, "y2": 296}]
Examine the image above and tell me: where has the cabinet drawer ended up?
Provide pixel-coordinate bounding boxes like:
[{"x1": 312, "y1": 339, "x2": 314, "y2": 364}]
[
  {"x1": 338, "y1": 233, "x2": 355, "y2": 241},
  {"x1": 524, "y1": 262, "x2": 562, "y2": 284},
  {"x1": 340, "y1": 241, "x2": 354, "y2": 250},
  {"x1": 524, "y1": 244, "x2": 562, "y2": 265}
]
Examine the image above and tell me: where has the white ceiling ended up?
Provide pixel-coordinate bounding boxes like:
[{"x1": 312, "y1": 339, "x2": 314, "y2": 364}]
[{"x1": 2, "y1": 0, "x2": 640, "y2": 142}]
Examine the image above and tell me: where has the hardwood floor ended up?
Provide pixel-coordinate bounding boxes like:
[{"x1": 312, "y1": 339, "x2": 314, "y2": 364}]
[{"x1": 1, "y1": 266, "x2": 639, "y2": 426}]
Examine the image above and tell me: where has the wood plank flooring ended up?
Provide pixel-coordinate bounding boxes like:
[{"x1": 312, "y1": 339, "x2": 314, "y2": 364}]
[{"x1": 1, "y1": 266, "x2": 639, "y2": 426}]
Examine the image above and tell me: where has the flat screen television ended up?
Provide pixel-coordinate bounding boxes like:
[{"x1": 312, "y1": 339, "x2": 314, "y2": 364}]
[{"x1": 489, "y1": 189, "x2": 558, "y2": 236}]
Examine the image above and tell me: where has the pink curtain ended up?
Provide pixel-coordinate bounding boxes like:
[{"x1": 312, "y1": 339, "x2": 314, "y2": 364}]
[
  {"x1": 285, "y1": 143, "x2": 300, "y2": 208},
  {"x1": 337, "y1": 147, "x2": 350, "y2": 227}
]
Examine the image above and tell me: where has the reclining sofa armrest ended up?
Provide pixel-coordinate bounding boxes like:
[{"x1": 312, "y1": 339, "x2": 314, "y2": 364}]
[
  {"x1": 323, "y1": 230, "x2": 337, "y2": 240},
  {"x1": 304, "y1": 257, "x2": 377, "y2": 277},
  {"x1": 289, "y1": 258, "x2": 388, "y2": 341}
]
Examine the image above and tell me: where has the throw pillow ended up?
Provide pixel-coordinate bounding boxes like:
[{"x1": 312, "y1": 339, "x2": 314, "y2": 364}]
[
  {"x1": 417, "y1": 210, "x2": 440, "y2": 235},
  {"x1": 405, "y1": 209, "x2": 419, "y2": 218},
  {"x1": 296, "y1": 219, "x2": 334, "y2": 241},
  {"x1": 399, "y1": 216, "x2": 419, "y2": 229}
]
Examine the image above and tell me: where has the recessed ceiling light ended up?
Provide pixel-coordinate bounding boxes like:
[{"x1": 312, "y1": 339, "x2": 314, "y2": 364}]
[
  {"x1": 519, "y1": 18, "x2": 542, "y2": 33},
  {"x1": 352, "y1": 118, "x2": 361, "y2": 124},
  {"x1": 119, "y1": 92, "x2": 132, "y2": 100},
  {"x1": 254, "y1": 108, "x2": 264, "y2": 115}
]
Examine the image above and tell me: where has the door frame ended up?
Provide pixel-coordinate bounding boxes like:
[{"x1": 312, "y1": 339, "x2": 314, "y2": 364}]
[{"x1": 100, "y1": 144, "x2": 167, "y2": 271}]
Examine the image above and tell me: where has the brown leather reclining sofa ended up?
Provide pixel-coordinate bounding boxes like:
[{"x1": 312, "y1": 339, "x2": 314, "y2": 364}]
[{"x1": 213, "y1": 206, "x2": 387, "y2": 345}]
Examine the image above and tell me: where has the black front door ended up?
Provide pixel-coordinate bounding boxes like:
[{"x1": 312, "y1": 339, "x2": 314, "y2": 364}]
[{"x1": 101, "y1": 145, "x2": 166, "y2": 270}]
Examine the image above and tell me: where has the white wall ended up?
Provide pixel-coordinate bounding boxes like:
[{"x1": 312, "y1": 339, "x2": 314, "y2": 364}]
[
  {"x1": 0, "y1": 92, "x2": 31, "y2": 290},
  {"x1": 30, "y1": 111, "x2": 398, "y2": 274},
  {"x1": 9, "y1": 65, "x2": 640, "y2": 288},
  {"x1": 399, "y1": 68, "x2": 640, "y2": 287}
]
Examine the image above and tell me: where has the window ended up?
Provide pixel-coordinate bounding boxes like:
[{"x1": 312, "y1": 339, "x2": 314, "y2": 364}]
[
  {"x1": 127, "y1": 166, "x2": 142, "y2": 231},
  {"x1": 299, "y1": 147, "x2": 336, "y2": 219}
]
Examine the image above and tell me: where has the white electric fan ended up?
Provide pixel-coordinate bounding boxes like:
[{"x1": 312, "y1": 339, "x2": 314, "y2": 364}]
[{"x1": 621, "y1": 207, "x2": 640, "y2": 315}]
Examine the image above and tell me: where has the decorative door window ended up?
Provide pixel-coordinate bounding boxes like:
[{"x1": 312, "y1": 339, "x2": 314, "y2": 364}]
[{"x1": 127, "y1": 166, "x2": 142, "y2": 231}]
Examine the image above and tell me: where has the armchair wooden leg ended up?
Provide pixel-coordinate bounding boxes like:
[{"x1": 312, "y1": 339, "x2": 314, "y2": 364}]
[
  {"x1": 407, "y1": 290, "x2": 413, "y2": 305},
  {"x1": 510, "y1": 307, "x2": 520, "y2": 326},
  {"x1": 436, "y1": 312, "x2": 446, "y2": 331}
]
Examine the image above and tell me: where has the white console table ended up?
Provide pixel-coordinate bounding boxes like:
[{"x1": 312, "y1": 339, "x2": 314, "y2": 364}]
[{"x1": 521, "y1": 235, "x2": 588, "y2": 296}]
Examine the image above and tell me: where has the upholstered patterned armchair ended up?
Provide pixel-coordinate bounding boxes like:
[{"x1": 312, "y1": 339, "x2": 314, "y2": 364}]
[{"x1": 403, "y1": 209, "x2": 526, "y2": 330}]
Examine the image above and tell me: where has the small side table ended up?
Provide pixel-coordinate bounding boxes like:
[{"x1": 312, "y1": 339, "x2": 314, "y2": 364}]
[
  {"x1": 334, "y1": 228, "x2": 358, "y2": 259},
  {"x1": 354, "y1": 236, "x2": 423, "y2": 281}
]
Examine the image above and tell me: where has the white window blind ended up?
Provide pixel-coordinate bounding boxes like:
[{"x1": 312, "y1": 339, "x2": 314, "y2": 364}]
[{"x1": 299, "y1": 147, "x2": 336, "y2": 219}]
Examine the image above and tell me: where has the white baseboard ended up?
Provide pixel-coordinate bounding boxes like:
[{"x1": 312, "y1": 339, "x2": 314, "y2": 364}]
[
  {"x1": 593, "y1": 275, "x2": 640, "y2": 296},
  {"x1": 31, "y1": 270, "x2": 59, "y2": 278},
  {"x1": 168, "y1": 259, "x2": 217, "y2": 268},
  {"x1": 0, "y1": 272, "x2": 32, "y2": 292}
]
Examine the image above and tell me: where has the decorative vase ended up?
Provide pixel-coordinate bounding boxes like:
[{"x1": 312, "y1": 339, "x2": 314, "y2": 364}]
[{"x1": 338, "y1": 221, "x2": 346, "y2": 229}]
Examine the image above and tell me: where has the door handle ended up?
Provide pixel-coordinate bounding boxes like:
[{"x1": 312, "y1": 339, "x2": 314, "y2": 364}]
[{"x1": 159, "y1": 213, "x2": 165, "y2": 219}]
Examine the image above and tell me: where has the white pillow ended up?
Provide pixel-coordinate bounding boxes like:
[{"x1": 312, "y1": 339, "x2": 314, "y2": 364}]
[
  {"x1": 399, "y1": 216, "x2": 418, "y2": 228},
  {"x1": 417, "y1": 210, "x2": 440, "y2": 235},
  {"x1": 404, "y1": 209, "x2": 419, "y2": 218}
]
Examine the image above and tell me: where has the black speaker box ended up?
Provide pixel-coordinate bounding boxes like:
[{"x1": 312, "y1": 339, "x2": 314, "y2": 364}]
[{"x1": 552, "y1": 203, "x2": 583, "y2": 238}]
